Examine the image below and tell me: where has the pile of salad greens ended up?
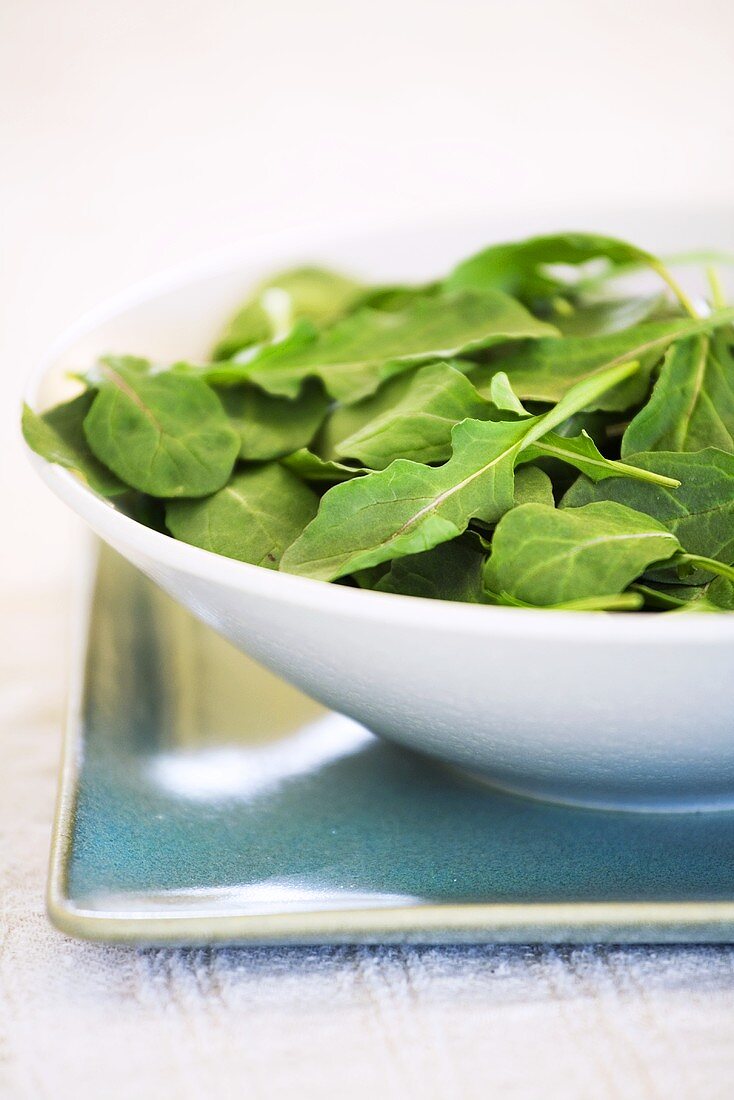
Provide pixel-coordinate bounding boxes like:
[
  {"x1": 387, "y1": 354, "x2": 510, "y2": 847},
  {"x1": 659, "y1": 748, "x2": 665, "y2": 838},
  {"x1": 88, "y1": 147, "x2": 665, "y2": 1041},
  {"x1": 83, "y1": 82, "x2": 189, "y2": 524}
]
[{"x1": 23, "y1": 232, "x2": 734, "y2": 612}]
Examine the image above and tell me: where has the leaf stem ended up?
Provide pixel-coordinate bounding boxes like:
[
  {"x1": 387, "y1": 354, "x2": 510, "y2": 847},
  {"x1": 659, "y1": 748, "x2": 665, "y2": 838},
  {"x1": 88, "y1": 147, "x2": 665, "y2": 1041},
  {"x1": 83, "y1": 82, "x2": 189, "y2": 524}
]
[
  {"x1": 676, "y1": 553, "x2": 734, "y2": 584},
  {"x1": 530, "y1": 442, "x2": 680, "y2": 489},
  {"x1": 707, "y1": 266, "x2": 727, "y2": 310},
  {"x1": 521, "y1": 360, "x2": 641, "y2": 448},
  {"x1": 664, "y1": 249, "x2": 734, "y2": 268},
  {"x1": 631, "y1": 582, "x2": 688, "y2": 610},
  {"x1": 649, "y1": 260, "x2": 698, "y2": 319},
  {"x1": 490, "y1": 590, "x2": 645, "y2": 611},
  {"x1": 548, "y1": 592, "x2": 645, "y2": 612},
  {"x1": 599, "y1": 460, "x2": 680, "y2": 489},
  {"x1": 574, "y1": 250, "x2": 734, "y2": 293},
  {"x1": 575, "y1": 255, "x2": 699, "y2": 317}
]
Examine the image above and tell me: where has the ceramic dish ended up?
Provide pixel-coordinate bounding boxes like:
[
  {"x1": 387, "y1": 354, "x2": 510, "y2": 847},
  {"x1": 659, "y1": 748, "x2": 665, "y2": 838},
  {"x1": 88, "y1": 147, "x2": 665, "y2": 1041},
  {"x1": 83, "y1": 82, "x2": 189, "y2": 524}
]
[
  {"x1": 26, "y1": 210, "x2": 734, "y2": 811},
  {"x1": 49, "y1": 543, "x2": 734, "y2": 945}
]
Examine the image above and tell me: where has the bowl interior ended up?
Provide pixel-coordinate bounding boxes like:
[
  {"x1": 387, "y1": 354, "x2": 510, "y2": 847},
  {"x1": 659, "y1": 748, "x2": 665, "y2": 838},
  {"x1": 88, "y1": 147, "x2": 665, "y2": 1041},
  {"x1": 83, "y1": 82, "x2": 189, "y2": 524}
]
[
  {"x1": 23, "y1": 205, "x2": 734, "y2": 648},
  {"x1": 31, "y1": 204, "x2": 734, "y2": 411}
]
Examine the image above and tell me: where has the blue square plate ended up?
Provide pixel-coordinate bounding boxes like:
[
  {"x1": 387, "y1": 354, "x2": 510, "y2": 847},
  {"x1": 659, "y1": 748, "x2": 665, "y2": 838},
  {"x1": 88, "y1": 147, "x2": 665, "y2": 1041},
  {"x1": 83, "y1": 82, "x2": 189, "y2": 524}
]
[{"x1": 49, "y1": 544, "x2": 734, "y2": 944}]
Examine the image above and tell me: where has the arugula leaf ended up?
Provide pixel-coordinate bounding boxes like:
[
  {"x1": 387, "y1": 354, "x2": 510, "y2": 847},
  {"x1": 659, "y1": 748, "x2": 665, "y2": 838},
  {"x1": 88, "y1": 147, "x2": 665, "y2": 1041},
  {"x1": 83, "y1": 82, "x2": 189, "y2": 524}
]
[
  {"x1": 699, "y1": 576, "x2": 734, "y2": 611},
  {"x1": 280, "y1": 417, "x2": 530, "y2": 580},
  {"x1": 548, "y1": 294, "x2": 667, "y2": 337},
  {"x1": 631, "y1": 579, "x2": 734, "y2": 612},
  {"x1": 512, "y1": 465, "x2": 555, "y2": 508},
  {"x1": 280, "y1": 360, "x2": 643, "y2": 580},
  {"x1": 374, "y1": 538, "x2": 486, "y2": 603},
  {"x1": 22, "y1": 393, "x2": 125, "y2": 496},
  {"x1": 446, "y1": 231, "x2": 699, "y2": 318},
  {"x1": 488, "y1": 370, "x2": 530, "y2": 415},
  {"x1": 446, "y1": 232, "x2": 659, "y2": 299},
  {"x1": 469, "y1": 311, "x2": 734, "y2": 411},
  {"x1": 350, "y1": 563, "x2": 392, "y2": 590},
  {"x1": 334, "y1": 361, "x2": 491, "y2": 468},
  {"x1": 202, "y1": 289, "x2": 558, "y2": 403},
  {"x1": 484, "y1": 501, "x2": 679, "y2": 606},
  {"x1": 358, "y1": 284, "x2": 436, "y2": 312},
  {"x1": 668, "y1": 551, "x2": 734, "y2": 586},
  {"x1": 631, "y1": 581, "x2": 702, "y2": 610},
  {"x1": 83, "y1": 357, "x2": 240, "y2": 497},
  {"x1": 332, "y1": 365, "x2": 677, "y2": 488},
  {"x1": 281, "y1": 449, "x2": 367, "y2": 482},
  {"x1": 212, "y1": 267, "x2": 364, "y2": 360},
  {"x1": 622, "y1": 332, "x2": 734, "y2": 455},
  {"x1": 317, "y1": 365, "x2": 452, "y2": 459},
  {"x1": 22, "y1": 228, "x2": 734, "y2": 615},
  {"x1": 120, "y1": 491, "x2": 168, "y2": 534},
  {"x1": 523, "y1": 431, "x2": 680, "y2": 488},
  {"x1": 219, "y1": 380, "x2": 329, "y2": 461},
  {"x1": 485, "y1": 589, "x2": 645, "y2": 612},
  {"x1": 562, "y1": 448, "x2": 734, "y2": 581},
  {"x1": 165, "y1": 464, "x2": 318, "y2": 567}
]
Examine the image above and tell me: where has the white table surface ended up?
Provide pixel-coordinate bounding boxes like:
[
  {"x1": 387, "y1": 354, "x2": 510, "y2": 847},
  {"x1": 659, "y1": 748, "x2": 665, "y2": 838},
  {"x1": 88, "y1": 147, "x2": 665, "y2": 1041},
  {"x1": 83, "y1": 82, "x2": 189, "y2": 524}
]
[{"x1": 2, "y1": 2, "x2": 734, "y2": 1096}]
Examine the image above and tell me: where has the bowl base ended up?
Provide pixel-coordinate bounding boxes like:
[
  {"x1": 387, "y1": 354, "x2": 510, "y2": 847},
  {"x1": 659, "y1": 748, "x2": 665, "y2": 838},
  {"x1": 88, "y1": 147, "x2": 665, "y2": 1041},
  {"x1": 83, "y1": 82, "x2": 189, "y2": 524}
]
[{"x1": 444, "y1": 760, "x2": 734, "y2": 815}]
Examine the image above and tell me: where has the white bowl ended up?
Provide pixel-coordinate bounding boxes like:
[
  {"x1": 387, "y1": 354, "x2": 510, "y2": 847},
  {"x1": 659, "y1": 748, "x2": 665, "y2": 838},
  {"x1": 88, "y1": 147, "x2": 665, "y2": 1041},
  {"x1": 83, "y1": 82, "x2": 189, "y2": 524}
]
[{"x1": 25, "y1": 210, "x2": 734, "y2": 811}]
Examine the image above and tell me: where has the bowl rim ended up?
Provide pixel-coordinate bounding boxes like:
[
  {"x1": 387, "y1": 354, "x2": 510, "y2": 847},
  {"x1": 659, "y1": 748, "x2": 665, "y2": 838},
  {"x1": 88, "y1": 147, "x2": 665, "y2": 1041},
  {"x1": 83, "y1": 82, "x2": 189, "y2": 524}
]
[{"x1": 23, "y1": 214, "x2": 734, "y2": 645}]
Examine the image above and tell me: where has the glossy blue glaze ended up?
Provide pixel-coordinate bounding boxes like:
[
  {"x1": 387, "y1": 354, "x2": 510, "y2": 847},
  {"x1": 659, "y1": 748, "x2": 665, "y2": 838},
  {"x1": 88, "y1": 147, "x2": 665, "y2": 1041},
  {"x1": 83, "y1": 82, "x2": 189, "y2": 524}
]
[{"x1": 62, "y1": 548, "x2": 734, "y2": 929}]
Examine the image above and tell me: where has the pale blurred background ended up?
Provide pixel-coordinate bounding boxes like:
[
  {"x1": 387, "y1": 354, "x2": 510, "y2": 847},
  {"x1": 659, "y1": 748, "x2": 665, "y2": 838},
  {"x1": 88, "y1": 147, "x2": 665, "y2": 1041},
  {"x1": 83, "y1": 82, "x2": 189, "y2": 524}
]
[{"x1": 3, "y1": 0, "x2": 733, "y2": 596}]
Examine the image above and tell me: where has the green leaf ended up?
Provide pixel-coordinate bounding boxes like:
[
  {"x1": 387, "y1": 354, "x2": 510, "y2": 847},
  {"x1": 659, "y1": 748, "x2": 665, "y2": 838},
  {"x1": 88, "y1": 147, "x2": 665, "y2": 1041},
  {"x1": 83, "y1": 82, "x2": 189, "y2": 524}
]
[
  {"x1": 120, "y1": 491, "x2": 168, "y2": 533},
  {"x1": 22, "y1": 393, "x2": 125, "y2": 496},
  {"x1": 219, "y1": 380, "x2": 329, "y2": 461},
  {"x1": 280, "y1": 360, "x2": 642, "y2": 580},
  {"x1": 334, "y1": 361, "x2": 491, "y2": 468},
  {"x1": 83, "y1": 357, "x2": 240, "y2": 498},
  {"x1": 447, "y1": 230, "x2": 669, "y2": 338},
  {"x1": 448, "y1": 232, "x2": 701, "y2": 318},
  {"x1": 202, "y1": 289, "x2": 558, "y2": 403},
  {"x1": 357, "y1": 283, "x2": 436, "y2": 312},
  {"x1": 281, "y1": 449, "x2": 367, "y2": 482},
  {"x1": 562, "y1": 448, "x2": 734, "y2": 581},
  {"x1": 486, "y1": 589, "x2": 645, "y2": 612},
  {"x1": 705, "y1": 576, "x2": 734, "y2": 610},
  {"x1": 484, "y1": 501, "x2": 679, "y2": 606},
  {"x1": 548, "y1": 294, "x2": 667, "y2": 337},
  {"x1": 318, "y1": 366, "x2": 445, "y2": 459},
  {"x1": 212, "y1": 267, "x2": 364, "y2": 360},
  {"x1": 633, "y1": 578, "x2": 734, "y2": 612},
  {"x1": 670, "y1": 552, "x2": 734, "y2": 586},
  {"x1": 622, "y1": 332, "x2": 734, "y2": 455},
  {"x1": 631, "y1": 581, "x2": 702, "y2": 610},
  {"x1": 523, "y1": 431, "x2": 680, "y2": 488},
  {"x1": 331, "y1": 364, "x2": 675, "y2": 486},
  {"x1": 512, "y1": 465, "x2": 555, "y2": 508},
  {"x1": 488, "y1": 370, "x2": 530, "y2": 416},
  {"x1": 446, "y1": 232, "x2": 660, "y2": 301},
  {"x1": 280, "y1": 417, "x2": 529, "y2": 580},
  {"x1": 550, "y1": 408, "x2": 616, "y2": 447},
  {"x1": 469, "y1": 311, "x2": 734, "y2": 412},
  {"x1": 374, "y1": 538, "x2": 486, "y2": 603},
  {"x1": 350, "y1": 563, "x2": 392, "y2": 589},
  {"x1": 549, "y1": 593, "x2": 645, "y2": 611},
  {"x1": 24, "y1": 228, "x2": 734, "y2": 616},
  {"x1": 165, "y1": 464, "x2": 318, "y2": 567}
]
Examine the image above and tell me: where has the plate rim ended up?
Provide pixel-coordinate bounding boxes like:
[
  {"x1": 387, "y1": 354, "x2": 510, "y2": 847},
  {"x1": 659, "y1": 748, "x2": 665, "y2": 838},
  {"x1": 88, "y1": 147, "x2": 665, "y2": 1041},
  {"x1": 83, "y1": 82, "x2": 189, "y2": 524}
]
[{"x1": 47, "y1": 540, "x2": 734, "y2": 945}]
